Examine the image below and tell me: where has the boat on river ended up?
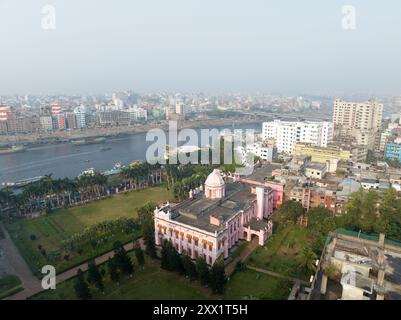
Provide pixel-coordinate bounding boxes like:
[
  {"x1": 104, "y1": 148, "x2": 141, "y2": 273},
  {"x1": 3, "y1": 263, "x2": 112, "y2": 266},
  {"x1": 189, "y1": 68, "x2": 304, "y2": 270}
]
[
  {"x1": 71, "y1": 137, "x2": 106, "y2": 146},
  {"x1": 2, "y1": 176, "x2": 44, "y2": 188},
  {"x1": 0, "y1": 145, "x2": 26, "y2": 155}
]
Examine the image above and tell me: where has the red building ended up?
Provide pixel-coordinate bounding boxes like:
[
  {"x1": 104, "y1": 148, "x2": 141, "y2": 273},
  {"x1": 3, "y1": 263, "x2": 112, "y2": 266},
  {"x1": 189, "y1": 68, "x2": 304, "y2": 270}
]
[
  {"x1": 51, "y1": 103, "x2": 62, "y2": 115},
  {"x1": 0, "y1": 106, "x2": 16, "y2": 121}
]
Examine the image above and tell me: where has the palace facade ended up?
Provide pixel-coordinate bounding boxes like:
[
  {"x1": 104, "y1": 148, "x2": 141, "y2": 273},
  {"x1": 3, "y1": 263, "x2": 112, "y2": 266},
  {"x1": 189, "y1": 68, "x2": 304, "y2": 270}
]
[{"x1": 154, "y1": 169, "x2": 279, "y2": 265}]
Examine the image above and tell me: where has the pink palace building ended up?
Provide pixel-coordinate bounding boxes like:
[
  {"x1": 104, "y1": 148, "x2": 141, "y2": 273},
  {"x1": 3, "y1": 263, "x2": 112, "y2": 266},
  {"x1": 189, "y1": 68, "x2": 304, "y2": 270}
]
[{"x1": 154, "y1": 167, "x2": 284, "y2": 265}]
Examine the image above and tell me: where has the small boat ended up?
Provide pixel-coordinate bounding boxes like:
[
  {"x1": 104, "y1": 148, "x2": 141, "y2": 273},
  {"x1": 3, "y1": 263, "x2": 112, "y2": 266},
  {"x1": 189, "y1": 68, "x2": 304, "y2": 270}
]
[
  {"x1": 103, "y1": 163, "x2": 124, "y2": 176},
  {"x1": 100, "y1": 147, "x2": 112, "y2": 152},
  {"x1": 78, "y1": 168, "x2": 95, "y2": 177},
  {"x1": 84, "y1": 159, "x2": 90, "y2": 163}
]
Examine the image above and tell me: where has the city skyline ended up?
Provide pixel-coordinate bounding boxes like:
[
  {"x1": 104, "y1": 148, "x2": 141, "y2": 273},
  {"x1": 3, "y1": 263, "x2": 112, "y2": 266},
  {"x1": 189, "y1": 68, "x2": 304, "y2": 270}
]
[{"x1": 1, "y1": 1, "x2": 401, "y2": 95}]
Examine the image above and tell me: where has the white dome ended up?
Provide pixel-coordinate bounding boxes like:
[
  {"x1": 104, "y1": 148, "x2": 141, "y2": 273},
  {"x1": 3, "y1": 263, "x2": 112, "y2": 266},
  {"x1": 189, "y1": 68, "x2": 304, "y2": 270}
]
[{"x1": 205, "y1": 169, "x2": 225, "y2": 188}]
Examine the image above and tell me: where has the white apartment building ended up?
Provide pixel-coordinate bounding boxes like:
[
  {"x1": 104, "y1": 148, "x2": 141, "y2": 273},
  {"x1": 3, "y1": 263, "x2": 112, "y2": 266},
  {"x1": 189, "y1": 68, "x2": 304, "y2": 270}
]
[
  {"x1": 127, "y1": 106, "x2": 148, "y2": 122},
  {"x1": 176, "y1": 103, "x2": 185, "y2": 115},
  {"x1": 333, "y1": 99, "x2": 383, "y2": 132},
  {"x1": 73, "y1": 105, "x2": 87, "y2": 128},
  {"x1": 333, "y1": 99, "x2": 383, "y2": 150},
  {"x1": 262, "y1": 120, "x2": 333, "y2": 154},
  {"x1": 238, "y1": 142, "x2": 274, "y2": 163},
  {"x1": 39, "y1": 115, "x2": 53, "y2": 131}
]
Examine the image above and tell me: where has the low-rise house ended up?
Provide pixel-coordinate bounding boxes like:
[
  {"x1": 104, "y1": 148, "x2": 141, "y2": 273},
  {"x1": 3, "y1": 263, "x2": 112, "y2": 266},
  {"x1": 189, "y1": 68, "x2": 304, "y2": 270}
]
[
  {"x1": 309, "y1": 230, "x2": 401, "y2": 300},
  {"x1": 305, "y1": 162, "x2": 327, "y2": 179},
  {"x1": 360, "y1": 178, "x2": 380, "y2": 190}
]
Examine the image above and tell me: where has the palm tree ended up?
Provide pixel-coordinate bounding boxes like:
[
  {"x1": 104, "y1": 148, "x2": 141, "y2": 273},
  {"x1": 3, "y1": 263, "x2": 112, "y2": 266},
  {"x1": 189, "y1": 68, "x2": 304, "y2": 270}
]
[
  {"x1": 297, "y1": 247, "x2": 317, "y2": 275},
  {"x1": 0, "y1": 187, "x2": 17, "y2": 218},
  {"x1": 120, "y1": 167, "x2": 133, "y2": 190}
]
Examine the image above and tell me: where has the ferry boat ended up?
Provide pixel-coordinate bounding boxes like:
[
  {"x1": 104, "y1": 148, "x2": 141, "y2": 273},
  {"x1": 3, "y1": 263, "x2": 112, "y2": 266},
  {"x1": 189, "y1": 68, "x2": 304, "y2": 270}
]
[
  {"x1": 2, "y1": 176, "x2": 44, "y2": 188},
  {"x1": 71, "y1": 137, "x2": 106, "y2": 146},
  {"x1": 78, "y1": 168, "x2": 95, "y2": 178},
  {"x1": 0, "y1": 145, "x2": 26, "y2": 155},
  {"x1": 103, "y1": 163, "x2": 124, "y2": 176}
]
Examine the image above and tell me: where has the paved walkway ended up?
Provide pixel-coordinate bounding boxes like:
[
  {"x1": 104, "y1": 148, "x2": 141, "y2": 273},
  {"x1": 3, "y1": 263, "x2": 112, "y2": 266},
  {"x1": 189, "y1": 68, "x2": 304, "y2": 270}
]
[
  {"x1": 247, "y1": 265, "x2": 309, "y2": 285},
  {"x1": 225, "y1": 238, "x2": 259, "y2": 275},
  {"x1": 0, "y1": 223, "x2": 42, "y2": 299},
  {"x1": 5, "y1": 235, "x2": 145, "y2": 300}
]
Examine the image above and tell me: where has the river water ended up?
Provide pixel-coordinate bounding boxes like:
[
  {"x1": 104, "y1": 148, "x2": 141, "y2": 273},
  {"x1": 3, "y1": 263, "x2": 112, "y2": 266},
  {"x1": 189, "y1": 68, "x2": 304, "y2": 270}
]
[{"x1": 0, "y1": 123, "x2": 261, "y2": 185}]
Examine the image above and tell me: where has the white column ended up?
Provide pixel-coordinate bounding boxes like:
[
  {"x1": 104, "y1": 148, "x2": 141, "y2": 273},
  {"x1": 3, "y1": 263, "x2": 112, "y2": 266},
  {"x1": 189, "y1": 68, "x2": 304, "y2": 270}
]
[
  {"x1": 246, "y1": 228, "x2": 252, "y2": 242},
  {"x1": 155, "y1": 230, "x2": 160, "y2": 245},
  {"x1": 256, "y1": 186, "x2": 265, "y2": 220},
  {"x1": 321, "y1": 274, "x2": 328, "y2": 295}
]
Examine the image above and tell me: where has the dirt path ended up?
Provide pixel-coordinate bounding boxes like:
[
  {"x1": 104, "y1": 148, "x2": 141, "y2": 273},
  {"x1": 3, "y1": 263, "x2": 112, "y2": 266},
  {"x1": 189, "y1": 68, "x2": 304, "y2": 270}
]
[
  {"x1": 225, "y1": 238, "x2": 259, "y2": 275},
  {"x1": 5, "y1": 238, "x2": 145, "y2": 300},
  {"x1": 247, "y1": 265, "x2": 309, "y2": 285}
]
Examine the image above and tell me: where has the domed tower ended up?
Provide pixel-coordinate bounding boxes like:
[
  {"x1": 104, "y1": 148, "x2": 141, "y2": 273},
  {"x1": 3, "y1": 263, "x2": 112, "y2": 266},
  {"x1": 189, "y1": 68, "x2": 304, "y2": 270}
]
[{"x1": 204, "y1": 169, "x2": 225, "y2": 199}]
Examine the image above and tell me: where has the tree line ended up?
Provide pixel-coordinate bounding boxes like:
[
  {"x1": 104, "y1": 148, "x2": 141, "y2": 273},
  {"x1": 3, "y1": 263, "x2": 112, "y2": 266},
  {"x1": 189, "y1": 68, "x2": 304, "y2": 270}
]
[
  {"x1": 275, "y1": 188, "x2": 401, "y2": 274},
  {"x1": 0, "y1": 162, "x2": 162, "y2": 219},
  {"x1": 160, "y1": 240, "x2": 227, "y2": 295},
  {"x1": 73, "y1": 240, "x2": 142, "y2": 299}
]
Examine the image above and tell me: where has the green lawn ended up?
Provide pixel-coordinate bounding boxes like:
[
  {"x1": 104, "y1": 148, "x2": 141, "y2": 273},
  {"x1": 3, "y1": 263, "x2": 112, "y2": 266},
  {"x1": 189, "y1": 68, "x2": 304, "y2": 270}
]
[
  {"x1": 224, "y1": 269, "x2": 291, "y2": 300},
  {"x1": 0, "y1": 275, "x2": 23, "y2": 299},
  {"x1": 46, "y1": 185, "x2": 172, "y2": 228},
  {"x1": 5, "y1": 186, "x2": 172, "y2": 276},
  {"x1": 32, "y1": 254, "x2": 210, "y2": 300},
  {"x1": 32, "y1": 254, "x2": 291, "y2": 300},
  {"x1": 247, "y1": 225, "x2": 313, "y2": 280}
]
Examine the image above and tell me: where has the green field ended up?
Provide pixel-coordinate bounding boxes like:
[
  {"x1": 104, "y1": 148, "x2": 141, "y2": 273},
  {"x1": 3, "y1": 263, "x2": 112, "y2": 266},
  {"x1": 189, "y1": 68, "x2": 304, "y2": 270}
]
[
  {"x1": 247, "y1": 225, "x2": 312, "y2": 280},
  {"x1": 0, "y1": 275, "x2": 23, "y2": 299},
  {"x1": 5, "y1": 186, "x2": 172, "y2": 276},
  {"x1": 32, "y1": 254, "x2": 291, "y2": 300},
  {"x1": 224, "y1": 269, "x2": 291, "y2": 300}
]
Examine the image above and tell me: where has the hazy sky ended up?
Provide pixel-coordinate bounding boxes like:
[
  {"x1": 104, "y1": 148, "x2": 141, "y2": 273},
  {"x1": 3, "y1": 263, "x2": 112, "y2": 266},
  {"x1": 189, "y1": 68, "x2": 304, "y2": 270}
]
[{"x1": 0, "y1": 0, "x2": 400, "y2": 95}]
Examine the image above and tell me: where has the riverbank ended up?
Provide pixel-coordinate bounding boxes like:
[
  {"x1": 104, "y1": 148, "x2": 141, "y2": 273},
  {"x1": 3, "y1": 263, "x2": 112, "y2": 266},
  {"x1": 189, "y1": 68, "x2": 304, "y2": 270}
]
[{"x1": 0, "y1": 116, "x2": 266, "y2": 148}]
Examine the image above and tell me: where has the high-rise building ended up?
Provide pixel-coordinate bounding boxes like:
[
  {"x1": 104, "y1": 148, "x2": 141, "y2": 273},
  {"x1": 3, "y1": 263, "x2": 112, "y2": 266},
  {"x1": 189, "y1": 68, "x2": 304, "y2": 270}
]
[
  {"x1": 333, "y1": 99, "x2": 383, "y2": 132},
  {"x1": 262, "y1": 120, "x2": 333, "y2": 154},
  {"x1": 333, "y1": 99, "x2": 383, "y2": 150},
  {"x1": 0, "y1": 121, "x2": 7, "y2": 134},
  {"x1": 66, "y1": 112, "x2": 77, "y2": 129},
  {"x1": 392, "y1": 96, "x2": 401, "y2": 109},
  {"x1": 176, "y1": 103, "x2": 185, "y2": 115},
  {"x1": 175, "y1": 94, "x2": 185, "y2": 115},
  {"x1": 50, "y1": 103, "x2": 62, "y2": 115},
  {"x1": 73, "y1": 105, "x2": 87, "y2": 128},
  {"x1": 40, "y1": 115, "x2": 53, "y2": 131},
  {"x1": 54, "y1": 114, "x2": 66, "y2": 130}
]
